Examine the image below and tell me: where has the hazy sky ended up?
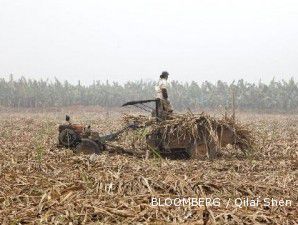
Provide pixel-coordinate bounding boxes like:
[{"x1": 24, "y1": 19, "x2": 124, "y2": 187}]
[{"x1": 0, "y1": 0, "x2": 297, "y2": 84}]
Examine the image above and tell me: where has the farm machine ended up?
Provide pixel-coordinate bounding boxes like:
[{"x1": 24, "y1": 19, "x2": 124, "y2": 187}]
[
  {"x1": 57, "y1": 99, "x2": 252, "y2": 158},
  {"x1": 57, "y1": 99, "x2": 161, "y2": 154}
]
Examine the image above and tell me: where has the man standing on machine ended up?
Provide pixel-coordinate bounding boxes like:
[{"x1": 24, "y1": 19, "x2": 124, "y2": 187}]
[{"x1": 154, "y1": 71, "x2": 173, "y2": 119}]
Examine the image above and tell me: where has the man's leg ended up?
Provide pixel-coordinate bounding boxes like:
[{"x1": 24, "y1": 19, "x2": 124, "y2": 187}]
[{"x1": 162, "y1": 99, "x2": 173, "y2": 114}]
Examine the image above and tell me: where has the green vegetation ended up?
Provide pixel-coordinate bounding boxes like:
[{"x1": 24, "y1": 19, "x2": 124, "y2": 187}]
[{"x1": 0, "y1": 76, "x2": 297, "y2": 112}]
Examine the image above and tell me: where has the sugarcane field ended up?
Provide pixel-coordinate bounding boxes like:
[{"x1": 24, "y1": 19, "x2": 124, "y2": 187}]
[
  {"x1": 1, "y1": 1, "x2": 298, "y2": 224},
  {"x1": 0, "y1": 102, "x2": 297, "y2": 224}
]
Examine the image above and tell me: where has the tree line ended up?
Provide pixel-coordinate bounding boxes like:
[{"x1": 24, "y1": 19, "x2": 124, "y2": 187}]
[{"x1": 0, "y1": 76, "x2": 297, "y2": 112}]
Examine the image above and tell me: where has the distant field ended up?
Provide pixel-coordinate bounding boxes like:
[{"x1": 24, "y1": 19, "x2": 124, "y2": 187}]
[{"x1": 0, "y1": 108, "x2": 297, "y2": 224}]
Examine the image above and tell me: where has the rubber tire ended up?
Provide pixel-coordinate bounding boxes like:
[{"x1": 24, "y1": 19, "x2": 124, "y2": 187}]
[
  {"x1": 187, "y1": 141, "x2": 208, "y2": 159},
  {"x1": 74, "y1": 139, "x2": 101, "y2": 155},
  {"x1": 59, "y1": 128, "x2": 79, "y2": 147}
]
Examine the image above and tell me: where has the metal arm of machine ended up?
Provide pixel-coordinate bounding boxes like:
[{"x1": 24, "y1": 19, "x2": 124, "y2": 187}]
[
  {"x1": 100, "y1": 124, "x2": 139, "y2": 142},
  {"x1": 122, "y1": 99, "x2": 158, "y2": 107},
  {"x1": 122, "y1": 99, "x2": 162, "y2": 122}
]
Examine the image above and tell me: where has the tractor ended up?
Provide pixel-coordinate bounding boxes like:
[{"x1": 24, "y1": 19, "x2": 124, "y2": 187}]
[
  {"x1": 57, "y1": 115, "x2": 137, "y2": 154},
  {"x1": 57, "y1": 99, "x2": 251, "y2": 158}
]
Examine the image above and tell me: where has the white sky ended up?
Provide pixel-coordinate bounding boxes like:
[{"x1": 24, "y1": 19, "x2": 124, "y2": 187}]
[{"x1": 0, "y1": 0, "x2": 297, "y2": 85}]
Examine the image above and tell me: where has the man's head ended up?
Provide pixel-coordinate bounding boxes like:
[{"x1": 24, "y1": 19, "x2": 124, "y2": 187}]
[{"x1": 160, "y1": 71, "x2": 169, "y2": 79}]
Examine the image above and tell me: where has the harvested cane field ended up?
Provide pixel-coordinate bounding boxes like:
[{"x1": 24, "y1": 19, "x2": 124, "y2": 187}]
[{"x1": 0, "y1": 107, "x2": 297, "y2": 224}]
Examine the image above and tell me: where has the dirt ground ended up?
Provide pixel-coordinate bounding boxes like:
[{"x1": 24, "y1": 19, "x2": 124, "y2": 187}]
[{"x1": 0, "y1": 108, "x2": 297, "y2": 224}]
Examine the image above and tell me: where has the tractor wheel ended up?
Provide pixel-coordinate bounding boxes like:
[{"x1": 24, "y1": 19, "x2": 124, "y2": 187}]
[
  {"x1": 207, "y1": 141, "x2": 218, "y2": 160},
  {"x1": 187, "y1": 142, "x2": 208, "y2": 159},
  {"x1": 59, "y1": 128, "x2": 79, "y2": 147},
  {"x1": 74, "y1": 139, "x2": 101, "y2": 155}
]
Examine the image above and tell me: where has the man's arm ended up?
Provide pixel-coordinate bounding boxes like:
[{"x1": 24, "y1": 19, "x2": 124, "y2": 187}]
[{"x1": 161, "y1": 88, "x2": 168, "y2": 99}]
